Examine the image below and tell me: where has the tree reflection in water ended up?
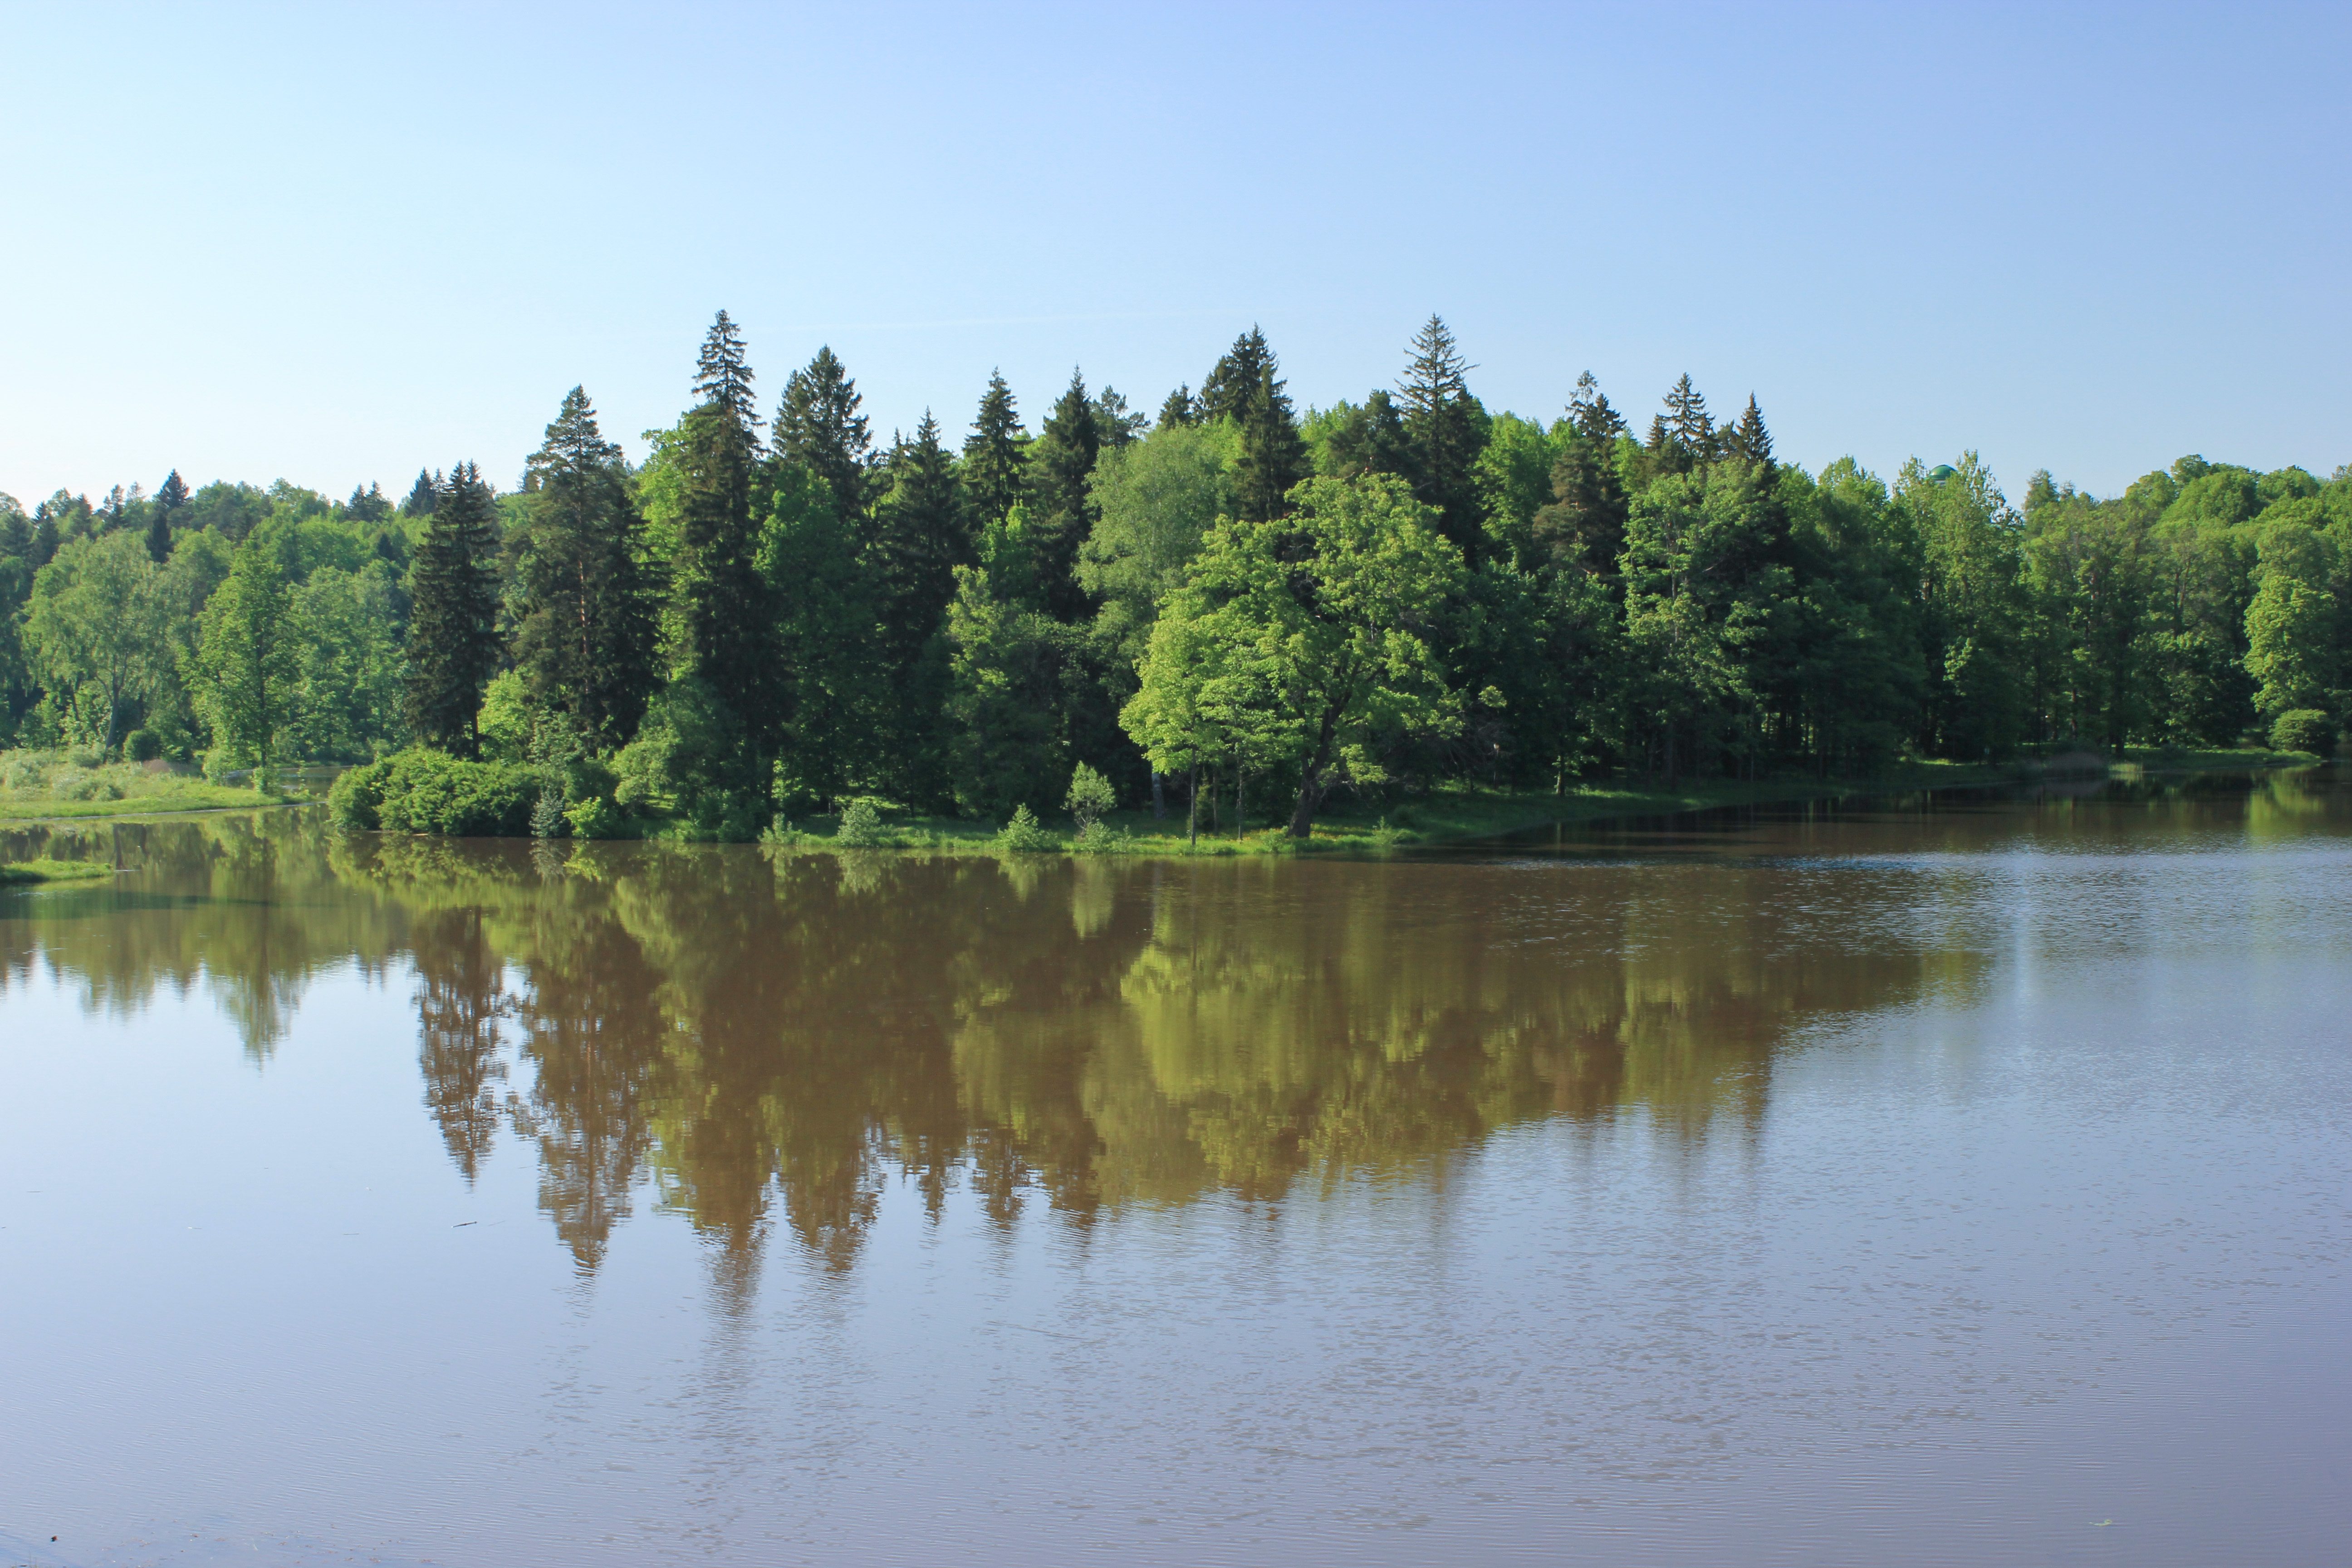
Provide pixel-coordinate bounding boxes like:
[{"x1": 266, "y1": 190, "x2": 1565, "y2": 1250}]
[{"x1": 0, "y1": 804, "x2": 2070, "y2": 1281}]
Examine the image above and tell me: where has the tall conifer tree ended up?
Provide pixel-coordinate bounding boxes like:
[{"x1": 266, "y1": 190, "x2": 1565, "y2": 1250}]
[
  {"x1": 1397, "y1": 315, "x2": 1488, "y2": 564},
  {"x1": 774, "y1": 346, "x2": 872, "y2": 522},
  {"x1": 1156, "y1": 385, "x2": 1198, "y2": 429},
  {"x1": 1233, "y1": 366, "x2": 1309, "y2": 524},
  {"x1": 515, "y1": 387, "x2": 660, "y2": 751},
  {"x1": 1534, "y1": 372, "x2": 1632, "y2": 582},
  {"x1": 676, "y1": 315, "x2": 781, "y2": 776},
  {"x1": 402, "y1": 470, "x2": 441, "y2": 516},
  {"x1": 963, "y1": 371, "x2": 1027, "y2": 525},
  {"x1": 1200, "y1": 328, "x2": 1275, "y2": 425},
  {"x1": 693, "y1": 309, "x2": 763, "y2": 448},
  {"x1": 1028, "y1": 368, "x2": 1102, "y2": 620},
  {"x1": 403, "y1": 462, "x2": 504, "y2": 756}
]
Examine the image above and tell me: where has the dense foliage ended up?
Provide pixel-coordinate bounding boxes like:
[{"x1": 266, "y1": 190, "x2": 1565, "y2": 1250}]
[{"x1": 5, "y1": 313, "x2": 2346, "y2": 837}]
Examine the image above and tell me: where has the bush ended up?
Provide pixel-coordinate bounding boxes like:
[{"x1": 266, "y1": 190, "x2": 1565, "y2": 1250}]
[
  {"x1": 1063, "y1": 762, "x2": 1116, "y2": 833},
  {"x1": 564, "y1": 795, "x2": 623, "y2": 840},
  {"x1": 2270, "y1": 709, "x2": 2335, "y2": 755},
  {"x1": 1072, "y1": 819, "x2": 1125, "y2": 854},
  {"x1": 994, "y1": 803, "x2": 1059, "y2": 853},
  {"x1": 328, "y1": 759, "x2": 392, "y2": 828},
  {"x1": 834, "y1": 797, "x2": 884, "y2": 846},
  {"x1": 123, "y1": 730, "x2": 162, "y2": 763},
  {"x1": 330, "y1": 748, "x2": 535, "y2": 836}
]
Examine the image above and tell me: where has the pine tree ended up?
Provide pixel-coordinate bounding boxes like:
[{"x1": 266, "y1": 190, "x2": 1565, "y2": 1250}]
[
  {"x1": 774, "y1": 345, "x2": 872, "y2": 522},
  {"x1": 144, "y1": 507, "x2": 172, "y2": 564},
  {"x1": 1322, "y1": 389, "x2": 1410, "y2": 478},
  {"x1": 963, "y1": 370, "x2": 1027, "y2": 525},
  {"x1": 1233, "y1": 366, "x2": 1309, "y2": 523},
  {"x1": 693, "y1": 309, "x2": 763, "y2": 447},
  {"x1": 1200, "y1": 328, "x2": 1274, "y2": 424},
  {"x1": 1397, "y1": 314, "x2": 1488, "y2": 564},
  {"x1": 1663, "y1": 375, "x2": 1714, "y2": 462},
  {"x1": 1534, "y1": 373, "x2": 1632, "y2": 583},
  {"x1": 867, "y1": 412, "x2": 969, "y2": 804},
  {"x1": 676, "y1": 319, "x2": 782, "y2": 779},
  {"x1": 402, "y1": 470, "x2": 441, "y2": 517},
  {"x1": 1027, "y1": 367, "x2": 1102, "y2": 620},
  {"x1": 515, "y1": 387, "x2": 661, "y2": 752},
  {"x1": 345, "y1": 481, "x2": 392, "y2": 523},
  {"x1": 1092, "y1": 387, "x2": 1147, "y2": 450},
  {"x1": 1157, "y1": 385, "x2": 1198, "y2": 429},
  {"x1": 1727, "y1": 394, "x2": 1774, "y2": 471},
  {"x1": 403, "y1": 462, "x2": 505, "y2": 756}
]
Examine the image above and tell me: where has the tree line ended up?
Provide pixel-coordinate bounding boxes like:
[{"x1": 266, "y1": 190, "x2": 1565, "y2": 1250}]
[{"x1": 4, "y1": 312, "x2": 2346, "y2": 836}]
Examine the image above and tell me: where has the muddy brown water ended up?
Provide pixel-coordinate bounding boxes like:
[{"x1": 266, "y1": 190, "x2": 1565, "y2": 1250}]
[{"x1": 3, "y1": 773, "x2": 2349, "y2": 1567}]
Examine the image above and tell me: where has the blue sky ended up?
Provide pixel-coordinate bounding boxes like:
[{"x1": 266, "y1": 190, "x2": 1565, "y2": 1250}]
[{"x1": 3, "y1": 0, "x2": 2345, "y2": 507}]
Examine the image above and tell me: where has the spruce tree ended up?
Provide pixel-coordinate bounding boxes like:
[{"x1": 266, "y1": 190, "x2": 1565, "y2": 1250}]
[
  {"x1": 1199, "y1": 328, "x2": 1274, "y2": 424},
  {"x1": 515, "y1": 387, "x2": 660, "y2": 751},
  {"x1": 402, "y1": 470, "x2": 441, "y2": 516},
  {"x1": 345, "y1": 481, "x2": 392, "y2": 523},
  {"x1": 404, "y1": 462, "x2": 505, "y2": 756},
  {"x1": 1727, "y1": 394, "x2": 1774, "y2": 472},
  {"x1": 676, "y1": 315, "x2": 782, "y2": 780},
  {"x1": 963, "y1": 370, "x2": 1027, "y2": 525},
  {"x1": 1663, "y1": 375, "x2": 1714, "y2": 462},
  {"x1": 693, "y1": 309, "x2": 763, "y2": 447},
  {"x1": 1397, "y1": 314, "x2": 1488, "y2": 564},
  {"x1": 1157, "y1": 385, "x2": 1198, "y2": 429},
  {"x1": 774, "y1": 345, "x2": 872, "y2": 522},
  {"x1": 868, "y1": 412, "x2": 969, "y2": 801},
  {"x1": 1534, "y1": 374, "x2": 1632, "y2": 583},
  {"x1": 1322, "y1": 389, "x2": 1410, "y2": 478},
  {"x1": 1027, "y1": 368, "x2": 1102, "y2": 620},
  {"x1": 155, "y1": 470, "x2": 190, "y2": 515},
  {"x1": 1233, "y1": 365, "x2": 1309, "y2": 523},
  {"x1": 145, "y1": 507, "x2": 172, "y2": 564}
]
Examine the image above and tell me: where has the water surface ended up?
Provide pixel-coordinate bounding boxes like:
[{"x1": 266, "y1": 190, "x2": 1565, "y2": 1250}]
[{"x1": 4, "y1": 773, "x2": 2349, "y2": 1566}]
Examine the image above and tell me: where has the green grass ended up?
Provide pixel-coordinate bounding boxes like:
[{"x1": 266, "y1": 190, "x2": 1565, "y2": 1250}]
[
  {"x1": 755, "y1": 749, "x2": 2325, "y2": 860},
  {"x1": 0, "y1": 749, "x2": 288, "y2": 820},
  {"x1": 0, "y1": 858, "x2": 118, "y2": 886}
]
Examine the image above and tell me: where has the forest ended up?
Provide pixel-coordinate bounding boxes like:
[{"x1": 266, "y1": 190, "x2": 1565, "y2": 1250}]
[{"x1": 2, "y1": 313, "x2": 2346, "y2": 841}]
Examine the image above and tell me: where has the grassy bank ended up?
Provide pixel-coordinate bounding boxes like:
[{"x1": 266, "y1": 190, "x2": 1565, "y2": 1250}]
[
  {"x1": 0, "y1": 750, "x2": 287, "y2": 821},
  {"x1": 763, "y1": 752, "x2": 2305, "y2": 858},
  {"x1": 0, "y1": 858, "x2": 118, "y2": 886}
]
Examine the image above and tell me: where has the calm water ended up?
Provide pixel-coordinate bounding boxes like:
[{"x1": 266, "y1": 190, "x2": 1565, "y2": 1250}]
[{"x1": 3, "y1": 774, "x2": 2349, "y2": 1567}]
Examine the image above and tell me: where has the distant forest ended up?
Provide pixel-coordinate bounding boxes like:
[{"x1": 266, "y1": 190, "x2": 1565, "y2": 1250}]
[{"x1": 3, "y1": 313, "x2": 2346, "y2": 838}]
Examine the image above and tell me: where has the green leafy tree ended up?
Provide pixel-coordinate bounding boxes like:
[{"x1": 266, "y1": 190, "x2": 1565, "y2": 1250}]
[
  {"x1": 190, "y1": 534, "x2": 300, "y2": 779},
  {"x1": 1124, "y1": 473, "x2": 1465, "y2": 837},
  {"x1": 757, "y1": 463, "x2": 883, "y2": 807},
  {"x1": 404, "y1": 462, "x2": 505, "y2": 756},
  {"x1": 2244, "y1": 514, "x2": 2341, "y2": 723},
  {"x1": 20, "y1": 529, "x2": 173, "y2": 750}
]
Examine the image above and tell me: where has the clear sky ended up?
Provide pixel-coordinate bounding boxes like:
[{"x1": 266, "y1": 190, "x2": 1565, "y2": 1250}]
[{"x1": 3, "y1": 0, "x2": 2346, "y2": 510}]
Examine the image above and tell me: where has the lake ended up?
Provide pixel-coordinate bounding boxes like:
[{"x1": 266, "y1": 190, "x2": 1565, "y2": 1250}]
[{"x1": 4, "y1": 772, "x2": 2349, "y2": 1567}]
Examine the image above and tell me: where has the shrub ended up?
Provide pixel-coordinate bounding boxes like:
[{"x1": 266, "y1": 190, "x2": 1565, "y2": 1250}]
[
  {"x1": 123, "y1": 730, "x2": 162, "y2": 763},
  {"x1": 834, "y1": 797, "x2": 884, "y2": 846},
  {"x1": 1072, "y1": 819, "x2": 1124, "y2": 854},
  {"x1": 994, "y1": 803, "x2": 1058, "y2": 853},
  {"x1": 328, "y1": 759, "x2": 392, "y2": 829},
  {"x1": 2270, "y1": 709, "x2": 2335, "y2": 755},
  {"x1": 564, "y1": 795, "x2": 623, "y2": 840},
  {"x1": 1063, "y1": 762, "x2": 1116, "y2": 833},
  {"x1": 333, "y1": 748, "x2": 535, "y2": 836}
]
